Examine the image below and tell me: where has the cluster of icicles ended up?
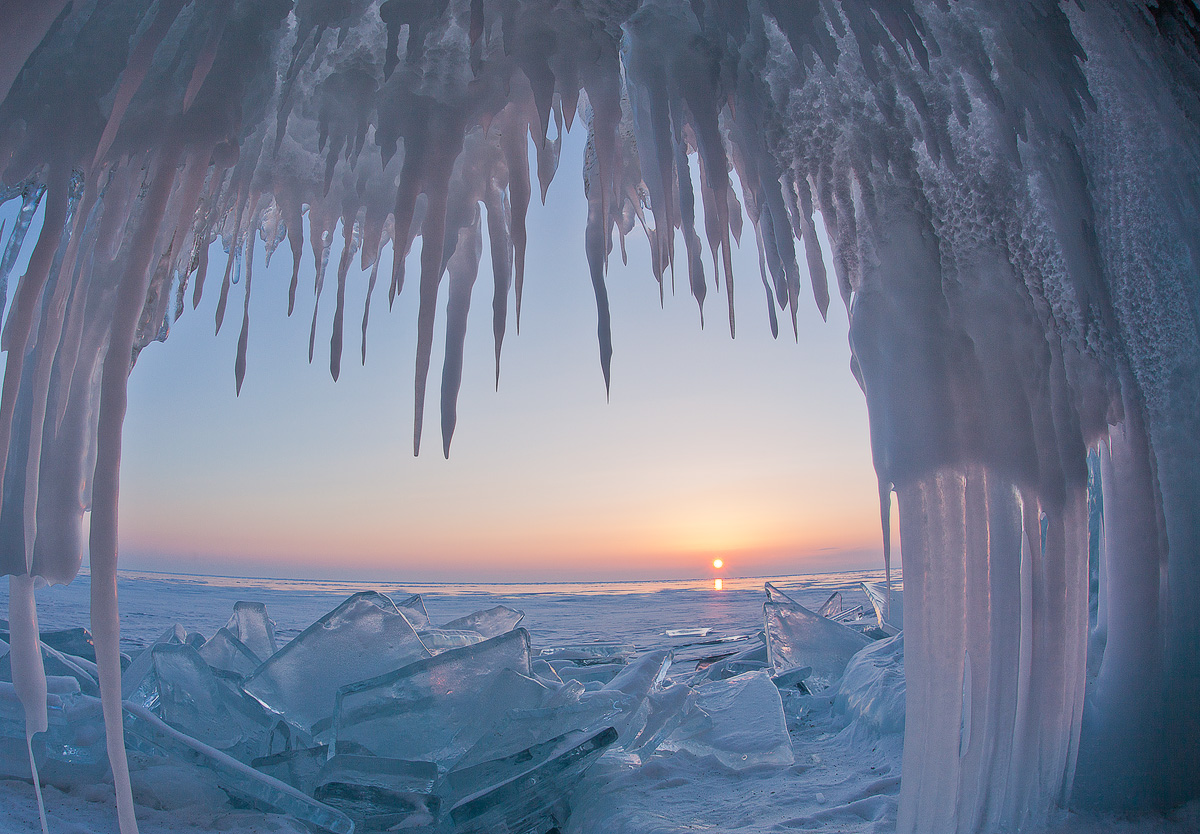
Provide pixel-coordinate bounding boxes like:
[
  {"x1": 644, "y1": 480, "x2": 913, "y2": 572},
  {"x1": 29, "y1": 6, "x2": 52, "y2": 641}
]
[{"x1": 0, "y1": 1, "x2": 1198, "y2": 833}]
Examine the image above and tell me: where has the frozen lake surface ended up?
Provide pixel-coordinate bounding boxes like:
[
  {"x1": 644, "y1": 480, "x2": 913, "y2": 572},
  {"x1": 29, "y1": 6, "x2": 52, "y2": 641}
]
[{"x1": 1, "y1": 569, "x2": 1196, "y2": 834}]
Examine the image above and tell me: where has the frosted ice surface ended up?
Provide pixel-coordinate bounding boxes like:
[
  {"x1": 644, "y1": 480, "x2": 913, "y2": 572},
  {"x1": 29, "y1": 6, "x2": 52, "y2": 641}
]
[
  {"x1": 553, "y1": 661, "x2": 624, "y2": 685},
  {"x1": 440, "y1": 605, "x2": 525, "y2": 637},
  {"x1": 0, "y1": 678, "x2": 107, "y2": 783},
  {"x1": 666, "y1": 671, "x2": 794, "y2": 771},
  {"x1": 152, "y1": 643, "x2": 269, "y2": 759},
  {"x1": 764, "y1": 582, "x2": 799, "y2": 604},
  {"x1": 123, "y1": 702, "x2": 354, "y2": 834},
  {"x1": 604, "y1": 649, "x2": 672, "y2": 698},
  {"x1": 395, "y1": 594, "x2": 430, "y2": 630},
  {"x1": 623, "y1": 682, "x2": 696, "y2": 762},
  {"x1": 538, "y1": 642, "x2": 633, "y2": 664},
  {"x1": 834, "y1": 634, "x2": 905, "y2": 735},
  {"x1": 818, "y1": 591, "x2": 843, "y2": 619},
  {"x1": 764, "y1": 601, "x2": 871, "y2": 691},
  {"x1": 0, "y1": 640, "x2": 98, "y2": 697},
  {"x1": 122, "y1": 624, "x2": 187, "y2": 700},
  {"x1": 225, "y1": 601, "x2": 278, "y2": 662},
  {"x1": 416, "y1": 628, "x2": 486, "y2": 654},
  {"x1": 243, "y1": 592, "x2": 430, "y2": 735},
  {"x1": 313, "y1": 755, "x2": 439, "y2": 830},
  {"x1": 447, "y1": 726, "x2": 618, "y2": 834},
  {"x1": 333, "y1": 629, "x2": 533, "y2": 763},
  {"x1": 860, "y1": 582, "x2": 903, "y2": 631},
  {"x1": 198, "y1": 627, "x2": 261, "y2": 679},
  {"x1": 250, "y1": 744, "x2": 328, "y2": 796}
]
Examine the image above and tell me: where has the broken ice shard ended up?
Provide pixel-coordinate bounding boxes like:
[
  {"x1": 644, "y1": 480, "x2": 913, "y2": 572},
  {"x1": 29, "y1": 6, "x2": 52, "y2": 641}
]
[
  {"x1": 860, "y1": 582, "x2": 904, "y2": 631},
  {"x1": 333, "y1": 629, "x2": 533, "y2": 762},
  {"x1": 198, "y1": 627, "x2": 261, "y2": 679},
  {"x1": 764, "y1": 581, "x2": 800, "y2": 604},
  {"x1": 313, "y1": 755, "x2": 439, "y2": 829},
  {"x1": 122, "y1": 624, "x2": 188, "y2": 701},
  {"x1": 225, "y1": 601, "x2": 278, "y2": 662},
  {"x1": 395, "y1": 594, "x2": 430, "y2": 630},
  {"x1": 36, "y1": 628, "x2": 98, "y2": 665},
  {"x1": 251, "y1": 744, "x2": 329, "y2": 796},
  {"x1": 553, "y1": 662, "x2": 624, "y2": 686},
  {"x1": 448, "y1": 726, "x2": 618, "y2": 834},
  {"x1": 0, "y1": 677, "x2": 108, "y2": 783},
  {"x1": 440, "y1": 605, "x2": 525, "y2": 637},
  {"x1": 123, "y1": 702, "x2": 354, "y2": 834},
  {"x1": 818, "y1": 591, "x2": 843, "y2": 619},
  {"x1": 623, "y1": 682, "x2": 696, "y2": 762},
  {"x1": 243, "y1": 592, "x2": 430, "y2": 735},
  {"x1": 834, "y1": 633, "x2": 906, "y2": 734},
  {"x1": 416, "y1": 628, "x2": 486, "y2": 654},
  {"x1": 764, "y1": 601, "x2": 870, "y2": 691},
  {"x1": 667, "y1": 670, "x2": 794, "y2": 770},
  {"x1": 0, "y1": 640, "x2": 99, "y2": 697},
  {"x1": 153, "y1": 643, "x2": 271, "y2": 759},
  {"x1": 537, "y1": 642, "x2": 632, "y2": 665}
]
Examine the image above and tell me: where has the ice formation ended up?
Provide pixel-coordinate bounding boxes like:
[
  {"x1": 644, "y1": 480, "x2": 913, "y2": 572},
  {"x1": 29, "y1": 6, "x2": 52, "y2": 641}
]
[{"x1": 0, "y1": 2, "x2": 1198, "y2": 833}]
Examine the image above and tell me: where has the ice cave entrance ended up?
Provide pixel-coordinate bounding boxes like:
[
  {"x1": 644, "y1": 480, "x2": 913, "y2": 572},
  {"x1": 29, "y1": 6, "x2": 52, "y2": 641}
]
[{"x1": 0, "y1": 3, "x2": 1197, "y2": 834}]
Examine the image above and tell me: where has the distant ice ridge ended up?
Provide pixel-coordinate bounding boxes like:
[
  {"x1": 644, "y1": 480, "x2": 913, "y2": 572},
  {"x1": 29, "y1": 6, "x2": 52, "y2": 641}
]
[{"x1": 0, "y1": 2, "x2": 1198, "y2": 833}]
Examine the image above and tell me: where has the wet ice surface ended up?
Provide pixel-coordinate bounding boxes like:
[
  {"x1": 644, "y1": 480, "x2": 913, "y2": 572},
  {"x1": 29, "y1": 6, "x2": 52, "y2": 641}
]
[{"x1": 1, "y1": 569, "x2": 1195, "y2": 834}]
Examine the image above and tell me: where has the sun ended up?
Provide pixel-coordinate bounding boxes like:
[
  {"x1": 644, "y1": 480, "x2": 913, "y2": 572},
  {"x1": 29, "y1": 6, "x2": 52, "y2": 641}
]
[{"x1": 712, "y1": 558, "x2": 724, "y2": 569}]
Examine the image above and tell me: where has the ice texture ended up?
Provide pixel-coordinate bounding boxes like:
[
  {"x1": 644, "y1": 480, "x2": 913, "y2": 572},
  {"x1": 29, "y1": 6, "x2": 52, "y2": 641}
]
[
  {"x1": 198, "y1": 627, "x2": 261, "y2": 679},
  {"x1": 441, "y1": 605, "x2": 524, "y2": 637},
  {"x1": 224, "y1": 602, "x2": 278, "y2": 662},
  {"x1": 666, "y1": 671, "x2": 794, "y2": 771},
  {"x1": 765, "y1": 601, "x2": 871, "y2": 690},
  {"x1": 122, "y1": 702, "x2": 354, "y2": 834},
  {"x1": 333, "y1": 629, "x2": 533, "y2": 762},
  {"x1": 0, "y1": 2, "x2": 1196, "y2": 831},
  {"x1": 313, "y1": 755, "x2": 439, "y2": 829},
  {"x1": 0, "y1": 678, "x2": 107, "y2": 784},
  {"x1": 835, "y1": 634, "x2": 906, "y2": 735},
  {"x1": 861, "y1": 582, "x2": 904, "y2": 631},
  {"x1": 394, "y1": 595, "x2": 430, "y2": 630},
  {"x1": 447, "y1": 726, "x2": 617, "y2": 834},
  {"x1": 243, "y1": 592, "x2": 430, "y2": 734}
]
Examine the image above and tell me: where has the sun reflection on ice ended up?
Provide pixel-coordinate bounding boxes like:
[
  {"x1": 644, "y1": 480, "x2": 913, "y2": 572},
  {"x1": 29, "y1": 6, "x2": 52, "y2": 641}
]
[{"x1": 714, "y1": 578, "x2": 722, "y2": 590}]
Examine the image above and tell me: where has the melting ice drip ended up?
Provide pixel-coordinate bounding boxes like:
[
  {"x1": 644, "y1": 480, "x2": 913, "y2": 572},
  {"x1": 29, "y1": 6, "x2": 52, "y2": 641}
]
[{"x1": 0, "y1": 1, "x2": 1197, "y2": 833}]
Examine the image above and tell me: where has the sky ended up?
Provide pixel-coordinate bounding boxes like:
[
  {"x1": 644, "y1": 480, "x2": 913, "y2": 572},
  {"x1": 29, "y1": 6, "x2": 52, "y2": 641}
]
[{"x1": 7, "y1": 130, "x2": 890, "y2": 583}]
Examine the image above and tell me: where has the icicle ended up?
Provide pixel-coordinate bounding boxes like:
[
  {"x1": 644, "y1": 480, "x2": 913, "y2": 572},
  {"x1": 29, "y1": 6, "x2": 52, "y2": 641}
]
[
  {"x1": 8, "y1": 575, "x2": 49, "y2": 834},
  {"x1": 234, "y1": 225, "x2": 255, "y2": 395},
  {"x1": 484, "y1": 182, "x2": 513, "y2": 388},
  {"x1": 0, "y1": 179, "x2": 47, "y2": 315},
  {"x1": 440, "y1": 206, "x2": 483, "y2": 457},
  {"x1": 360, "y1": 255, "x2": 381, "y2": 365},
  {"x1": 330, "y1": 217, "x2": 361, "y2": 381}
]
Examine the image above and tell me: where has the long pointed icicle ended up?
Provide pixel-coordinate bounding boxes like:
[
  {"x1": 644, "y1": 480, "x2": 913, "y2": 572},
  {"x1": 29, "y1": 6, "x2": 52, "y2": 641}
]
[{"x1": 440, "y1": 207, "x2": 483, "y2": 457}]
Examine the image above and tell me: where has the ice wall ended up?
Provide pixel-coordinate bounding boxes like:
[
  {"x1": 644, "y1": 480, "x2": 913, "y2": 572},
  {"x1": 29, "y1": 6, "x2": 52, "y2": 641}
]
[{"x1": 0, "y1": 2, "x2": 1196, "y2": 833}]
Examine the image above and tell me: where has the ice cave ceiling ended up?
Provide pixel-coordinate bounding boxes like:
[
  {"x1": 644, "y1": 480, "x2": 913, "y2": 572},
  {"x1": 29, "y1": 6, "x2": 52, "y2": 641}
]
[{"x1": 0, "y1": 1, "x2": 1198, "y2": 833}]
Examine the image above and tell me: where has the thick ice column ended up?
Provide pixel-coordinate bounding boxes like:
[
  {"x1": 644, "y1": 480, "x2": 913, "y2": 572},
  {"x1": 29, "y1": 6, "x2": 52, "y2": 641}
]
[{"x1": 894, "y1": 468, "x2": 1088, "y2": 834}]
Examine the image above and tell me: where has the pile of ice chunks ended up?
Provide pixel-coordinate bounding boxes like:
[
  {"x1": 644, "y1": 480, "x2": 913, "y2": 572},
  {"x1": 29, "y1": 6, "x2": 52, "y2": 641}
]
[{"x1": 0, "y1": 580, "x2": 903, "y2": 832}]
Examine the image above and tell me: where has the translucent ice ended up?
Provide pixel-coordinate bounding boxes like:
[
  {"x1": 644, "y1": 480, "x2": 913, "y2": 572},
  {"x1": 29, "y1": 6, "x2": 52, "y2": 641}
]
[
  {"x1": 416, "y1": 628, "x2": 486, "y2": 654},
  {"x1": 198, "y1": 627, "x2": 261, "y2": 679},
  {"x1": 764, "y1": 601, "x2": 871, "y2": 691},
  {"x1": 243, "y1": 592, "x2": 430, "y2": 735},
  {"x1": 860, "y1": 582, "x2": 904, "y2": 632},
  {"x1": 152, "y1": 643, "x2": 270, "y2": 759},
  {"x1": 440, "y1": 605, "x2": 525, "y2": 638},
  {"x1": 224, "y1": 601, "x2": 278, "y2": 662},
  {"x1": 666, "y1": 670, "x2": 794, "y2": 771},
  {"x1": 818, "y1": 591, "x2": 843, "y2": 619},
  {"x1": 333, "y1": 629, "x2": 533, "y2": 763},
  {"x1": 313, "y1": 755, "x2": 439, "y2": 829},
  {"x1": 834, "y1": 634, "x2": 906, "y2": 735},
  {"x1": 123, "y1": 702, "x2": 354, "y2": 834},
  {"x1": 447, "y1": 726, "x2": 618, "y2": 834},
  {"x1": 0, "y1": 677, "x2": 107, "y2": 784},
  {"x1": 538, "y1": 643, "x2": 632, "y2": 665},
  {"x1": 395, "y1": 594, "x2": 430, "y2": 630},
  {"x1": 250, "y1": 744, "x2": 328, "y2": 796}
]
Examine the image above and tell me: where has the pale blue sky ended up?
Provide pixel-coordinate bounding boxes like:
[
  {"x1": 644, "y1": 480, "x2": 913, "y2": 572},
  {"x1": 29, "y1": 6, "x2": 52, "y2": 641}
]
[{"x1": 6, "y1": 130, "x2": 887, "y2": 582}]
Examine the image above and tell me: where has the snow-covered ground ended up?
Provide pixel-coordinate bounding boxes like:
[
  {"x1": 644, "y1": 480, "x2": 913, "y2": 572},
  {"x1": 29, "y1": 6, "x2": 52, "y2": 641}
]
[{"x1": 1, "y1": 570, "x2": 1196, "y2": 834}]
